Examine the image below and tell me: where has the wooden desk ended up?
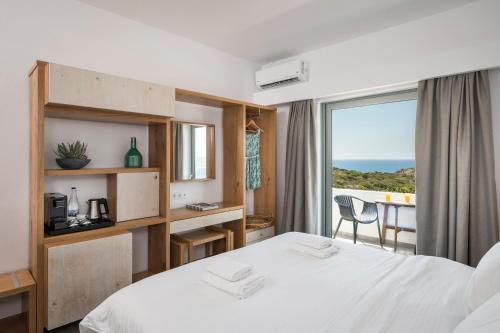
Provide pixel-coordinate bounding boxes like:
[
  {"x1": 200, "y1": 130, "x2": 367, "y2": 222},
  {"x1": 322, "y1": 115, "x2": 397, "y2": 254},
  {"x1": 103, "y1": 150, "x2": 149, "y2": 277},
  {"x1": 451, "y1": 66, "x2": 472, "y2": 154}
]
[
  {"x1": 375, "y1": 201, "x2": 416, "y2": 251},
  {"x1": 169, "y1": 203, "x2": 245, "y2": 248},
  {"x1": 0, "y1": 270, "x2": 36, "y2": 333}
]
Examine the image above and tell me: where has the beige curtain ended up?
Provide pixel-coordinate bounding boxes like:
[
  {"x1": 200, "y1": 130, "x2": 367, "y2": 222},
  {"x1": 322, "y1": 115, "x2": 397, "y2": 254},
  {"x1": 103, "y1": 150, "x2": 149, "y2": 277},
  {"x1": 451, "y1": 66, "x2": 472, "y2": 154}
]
[
  {"x1": 281, "y1": 100, "x2": 318, "y2": 234},
  {"x1": 416, "y1": 71, "x2": 499, "y2": 266}
]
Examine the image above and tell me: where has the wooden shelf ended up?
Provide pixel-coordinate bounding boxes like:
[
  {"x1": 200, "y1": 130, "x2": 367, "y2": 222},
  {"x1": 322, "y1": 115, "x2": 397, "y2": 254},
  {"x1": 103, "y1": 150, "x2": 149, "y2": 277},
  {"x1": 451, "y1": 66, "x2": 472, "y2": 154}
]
[
  {"x1": 45, "y1": 104, "x2": 169, "y2": 125},
  {"x1": 44, "y1": 216, "x2": 167, "y2": 244},
  {"x1": 169, "y1": 203, "x2": 244, "y2": 222},
  {"x1": 45, "y1": 167, "x2": 160, "y2": 176}
]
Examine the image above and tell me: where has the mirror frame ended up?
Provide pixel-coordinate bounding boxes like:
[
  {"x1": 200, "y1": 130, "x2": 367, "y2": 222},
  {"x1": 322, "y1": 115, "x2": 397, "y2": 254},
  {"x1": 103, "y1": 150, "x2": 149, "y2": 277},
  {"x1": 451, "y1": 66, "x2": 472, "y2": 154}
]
[{"x1": 170, "y1": 120, "x2": 216, "y2": 182}]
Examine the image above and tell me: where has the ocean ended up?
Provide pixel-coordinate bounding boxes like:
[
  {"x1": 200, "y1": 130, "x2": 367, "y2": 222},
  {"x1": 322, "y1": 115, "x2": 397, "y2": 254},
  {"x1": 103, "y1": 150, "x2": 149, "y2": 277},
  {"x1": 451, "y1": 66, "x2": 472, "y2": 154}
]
[{"x1": 333, "y1": 159, "x2": 415, "y2": 173}]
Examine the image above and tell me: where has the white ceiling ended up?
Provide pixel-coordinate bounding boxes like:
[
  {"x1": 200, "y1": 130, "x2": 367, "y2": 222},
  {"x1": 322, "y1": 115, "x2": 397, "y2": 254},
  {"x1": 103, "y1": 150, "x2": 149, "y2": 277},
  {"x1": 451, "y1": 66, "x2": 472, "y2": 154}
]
[{"x1": 78, "y1": 0, "x2": 477, "y2": 63}]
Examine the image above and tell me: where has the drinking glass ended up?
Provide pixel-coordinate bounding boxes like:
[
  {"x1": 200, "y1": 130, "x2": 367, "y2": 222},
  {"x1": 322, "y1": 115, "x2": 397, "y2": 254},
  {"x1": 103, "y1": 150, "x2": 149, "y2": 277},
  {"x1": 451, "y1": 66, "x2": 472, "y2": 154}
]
[
  {"x1": 404, "y1": 194, "x2": 411, "y2": 204},
  {"x1": 385, "y1": 193, "x2": 391, "y2": 202}
]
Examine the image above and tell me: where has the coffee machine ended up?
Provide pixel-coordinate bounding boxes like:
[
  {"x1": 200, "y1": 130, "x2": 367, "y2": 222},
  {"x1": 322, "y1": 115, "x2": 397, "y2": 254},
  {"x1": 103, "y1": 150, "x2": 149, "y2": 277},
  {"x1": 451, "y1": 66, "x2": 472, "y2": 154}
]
[{"x1": 44, "y1": 193, "x2": 68, "y2": 231}]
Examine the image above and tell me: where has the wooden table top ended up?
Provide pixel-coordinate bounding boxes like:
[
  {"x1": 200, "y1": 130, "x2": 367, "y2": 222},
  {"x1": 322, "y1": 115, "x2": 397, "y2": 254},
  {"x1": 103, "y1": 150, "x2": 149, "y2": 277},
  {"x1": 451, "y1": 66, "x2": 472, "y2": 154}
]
[
  {"x1": 0, "y1": 270, "x2": 35, "y2": 298},
  {"x1": 375, "y1": 200, "x2": 416, "y2": 208},
  {"x1": 169, "y1": 202, "x2": 244, "y2": 222}
]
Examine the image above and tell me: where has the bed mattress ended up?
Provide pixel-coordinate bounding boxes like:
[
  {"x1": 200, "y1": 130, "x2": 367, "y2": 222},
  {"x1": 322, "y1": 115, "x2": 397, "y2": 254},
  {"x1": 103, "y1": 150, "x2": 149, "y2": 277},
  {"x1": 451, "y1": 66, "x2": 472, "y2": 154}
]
[{"x1": 80, "y1": 232, "x2": 473, "y2": 333}]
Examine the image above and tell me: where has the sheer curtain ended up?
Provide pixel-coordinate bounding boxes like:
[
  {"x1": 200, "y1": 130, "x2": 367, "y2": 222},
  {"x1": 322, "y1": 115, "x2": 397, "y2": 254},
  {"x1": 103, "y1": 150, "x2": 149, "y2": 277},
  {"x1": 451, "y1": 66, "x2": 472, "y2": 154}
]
[{"x1": 415, "y1": 71, "x2": 499, "y2": 266}]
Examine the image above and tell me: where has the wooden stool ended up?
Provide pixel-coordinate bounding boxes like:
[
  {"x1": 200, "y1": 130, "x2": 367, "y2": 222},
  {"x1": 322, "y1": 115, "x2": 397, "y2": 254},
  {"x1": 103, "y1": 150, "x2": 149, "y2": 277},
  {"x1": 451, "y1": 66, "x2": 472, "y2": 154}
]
[
  {"x1": 171, "y1": 226, "x2": 234, "y2": 266},
  {"x1": 0, "y1": 270, "x2": 36, "y2": 333}
]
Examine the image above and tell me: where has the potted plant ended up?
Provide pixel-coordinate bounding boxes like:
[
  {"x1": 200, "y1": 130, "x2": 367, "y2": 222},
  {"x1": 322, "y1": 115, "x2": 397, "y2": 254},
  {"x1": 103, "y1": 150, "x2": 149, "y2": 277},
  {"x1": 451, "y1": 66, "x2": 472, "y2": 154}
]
[{"x1": 54, "y1": 141, "x2": 91, "y2": 170}]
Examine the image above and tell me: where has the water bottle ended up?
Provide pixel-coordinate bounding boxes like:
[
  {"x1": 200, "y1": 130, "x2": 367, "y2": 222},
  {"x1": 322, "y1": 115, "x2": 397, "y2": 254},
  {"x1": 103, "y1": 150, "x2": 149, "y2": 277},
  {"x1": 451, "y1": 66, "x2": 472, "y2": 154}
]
[{"x1": 68, "y1": 187, "x2": 80, "y2": 217}]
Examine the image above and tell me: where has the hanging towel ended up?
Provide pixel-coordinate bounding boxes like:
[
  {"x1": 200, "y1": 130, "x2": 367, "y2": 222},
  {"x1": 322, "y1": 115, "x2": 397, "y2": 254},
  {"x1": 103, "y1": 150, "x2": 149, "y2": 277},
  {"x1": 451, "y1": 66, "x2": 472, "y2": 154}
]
[{"x1": 246, "y1": 129, "x2": 262, "y2": 190}]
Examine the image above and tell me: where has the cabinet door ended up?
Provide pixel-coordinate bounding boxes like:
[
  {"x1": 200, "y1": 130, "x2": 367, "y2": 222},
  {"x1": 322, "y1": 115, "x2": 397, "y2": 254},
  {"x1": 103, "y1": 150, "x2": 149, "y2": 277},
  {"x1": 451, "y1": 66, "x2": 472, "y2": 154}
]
[
  {"x1": 47, "y1": 63, "x2": 175, "y2": 117},
  {"x1": 46, "y1": 232, "x2": 132, "y2": 330},
  {"x1": 114, "y1": 172, "x2": 160, "y2": 222}
]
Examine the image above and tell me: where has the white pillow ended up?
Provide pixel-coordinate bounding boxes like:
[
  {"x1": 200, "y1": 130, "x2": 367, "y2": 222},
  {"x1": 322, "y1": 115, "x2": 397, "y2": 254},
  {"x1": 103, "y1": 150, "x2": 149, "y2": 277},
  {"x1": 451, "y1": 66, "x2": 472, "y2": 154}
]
[
  {"x1": 454, "y1": 292, "x2": 500, "y2": 333},
  {"x1": 464, "y1": 241, "x2": 500, "y2": 312}
]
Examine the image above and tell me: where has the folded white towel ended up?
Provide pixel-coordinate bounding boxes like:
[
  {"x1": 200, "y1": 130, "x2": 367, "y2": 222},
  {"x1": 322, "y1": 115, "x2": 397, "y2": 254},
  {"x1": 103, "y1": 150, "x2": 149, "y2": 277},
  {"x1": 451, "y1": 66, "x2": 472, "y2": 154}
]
[
  {"x1": 206, "y1": 257, "x2": 253, "y2": 282},
  {"x1": 295, "y1": 237, "x2": 333, "y2": 250},
  {"x1": 202, "y1": 271, "x2": 265, "y2": 299},
  {"x1": 291, "y1": 243, "x2": 339, "y2": 259}
]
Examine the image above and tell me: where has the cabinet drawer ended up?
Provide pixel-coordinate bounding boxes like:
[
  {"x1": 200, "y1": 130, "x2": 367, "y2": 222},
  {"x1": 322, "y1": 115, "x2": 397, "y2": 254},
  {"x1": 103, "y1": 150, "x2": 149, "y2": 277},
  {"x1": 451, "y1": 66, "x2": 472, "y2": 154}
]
[
  {"x1": 108, "y1": 172, "x2": 160, "y2": 222},
  {"x1": 46, "y1": 232, "x2": 132, "y2": 330},
  {"x1": 47, "y1": 63, "x2": 175, "y2": 117},
  {"x1": 246, "y1": 226, "x2": 275, "y2": 244},
  {"x1": 170, "y1": 209, "x2": 244, "y2": 234}
]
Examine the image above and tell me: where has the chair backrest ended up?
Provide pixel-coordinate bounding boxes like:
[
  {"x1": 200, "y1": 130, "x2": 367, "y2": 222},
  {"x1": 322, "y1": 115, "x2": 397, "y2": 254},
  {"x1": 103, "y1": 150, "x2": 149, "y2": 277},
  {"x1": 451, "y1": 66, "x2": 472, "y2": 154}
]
[{"x1": 334, "y1": 195, "x2": 355, "y2": 221}]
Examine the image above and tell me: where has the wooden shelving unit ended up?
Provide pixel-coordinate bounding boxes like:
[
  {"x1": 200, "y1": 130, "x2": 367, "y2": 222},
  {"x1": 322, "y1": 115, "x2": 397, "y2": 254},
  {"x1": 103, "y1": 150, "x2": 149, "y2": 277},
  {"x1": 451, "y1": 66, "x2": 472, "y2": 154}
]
[
  {"x1": 29, "y1": 61, "x2": 172, "y2": 332},
  {"x1": 28, "y1": 61, "x2": 276, "y2": 332}
]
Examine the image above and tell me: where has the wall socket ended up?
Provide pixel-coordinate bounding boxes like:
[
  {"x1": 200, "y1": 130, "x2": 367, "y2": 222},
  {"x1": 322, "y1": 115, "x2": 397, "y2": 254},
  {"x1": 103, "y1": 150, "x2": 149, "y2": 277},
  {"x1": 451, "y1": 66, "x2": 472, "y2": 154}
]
[{"x1": 172, "y1": 192, "x2": 188, "y2": 200}]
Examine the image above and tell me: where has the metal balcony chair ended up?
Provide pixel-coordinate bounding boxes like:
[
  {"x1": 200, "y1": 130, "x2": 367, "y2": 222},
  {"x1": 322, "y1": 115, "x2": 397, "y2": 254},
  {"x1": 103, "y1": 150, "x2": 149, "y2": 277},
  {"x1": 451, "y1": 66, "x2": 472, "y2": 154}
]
[{"x1": 333, "y1": 195, "x2": 383, "y2": 247}]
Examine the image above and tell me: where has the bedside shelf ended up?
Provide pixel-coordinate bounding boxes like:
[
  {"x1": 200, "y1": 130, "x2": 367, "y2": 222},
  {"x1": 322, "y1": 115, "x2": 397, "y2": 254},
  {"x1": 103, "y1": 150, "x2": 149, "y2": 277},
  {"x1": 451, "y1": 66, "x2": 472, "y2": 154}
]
[
  {"x1": 45, "y1": 167, "x2": 160, "y2": 176},
  {"x1": 43, "y1": 216, "x2": 167, "y2": 244}
]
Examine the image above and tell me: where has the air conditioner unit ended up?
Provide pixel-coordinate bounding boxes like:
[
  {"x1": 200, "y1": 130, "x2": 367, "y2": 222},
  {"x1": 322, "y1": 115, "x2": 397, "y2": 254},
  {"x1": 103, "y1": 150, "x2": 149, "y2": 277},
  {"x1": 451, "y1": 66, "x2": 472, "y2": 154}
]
[{"x1": 255, "y1": 60, "x2": 307, "y2": 90}]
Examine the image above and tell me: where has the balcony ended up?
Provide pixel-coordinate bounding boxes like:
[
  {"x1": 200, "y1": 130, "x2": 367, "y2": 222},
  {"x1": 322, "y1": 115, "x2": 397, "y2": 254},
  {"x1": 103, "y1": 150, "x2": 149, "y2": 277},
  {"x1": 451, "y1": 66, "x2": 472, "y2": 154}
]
[{"x1": 332, "y1": 188, "x2": 416, "y2": 254}]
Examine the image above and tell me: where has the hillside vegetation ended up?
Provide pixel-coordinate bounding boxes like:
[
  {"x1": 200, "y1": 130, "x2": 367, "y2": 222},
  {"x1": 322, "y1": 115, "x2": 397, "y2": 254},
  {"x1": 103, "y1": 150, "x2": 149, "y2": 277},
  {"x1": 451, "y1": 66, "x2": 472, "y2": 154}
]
[{"x1": 332, "y1": 167, "x2": 415, "y2": 193}]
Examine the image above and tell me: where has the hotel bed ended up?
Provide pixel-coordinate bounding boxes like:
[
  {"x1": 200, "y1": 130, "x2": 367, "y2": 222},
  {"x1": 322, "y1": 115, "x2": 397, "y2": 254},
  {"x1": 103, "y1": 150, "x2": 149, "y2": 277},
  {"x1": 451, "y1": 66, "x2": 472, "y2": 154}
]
[{"x1": 80, "y1": 232, "x2": 478, "y2": 333}]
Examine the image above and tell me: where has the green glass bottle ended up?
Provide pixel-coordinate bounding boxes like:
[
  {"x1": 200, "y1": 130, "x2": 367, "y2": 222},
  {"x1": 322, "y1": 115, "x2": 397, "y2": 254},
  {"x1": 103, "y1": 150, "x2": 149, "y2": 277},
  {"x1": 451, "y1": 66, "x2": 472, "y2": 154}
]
[{"x1": 124, "y1": 137, "x2": 142, "y2": 168}]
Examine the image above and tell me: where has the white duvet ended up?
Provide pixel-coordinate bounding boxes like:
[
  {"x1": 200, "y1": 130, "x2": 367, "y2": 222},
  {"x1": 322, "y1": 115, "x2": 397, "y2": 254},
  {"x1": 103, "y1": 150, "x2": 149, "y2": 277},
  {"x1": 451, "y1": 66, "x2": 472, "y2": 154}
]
[{"x1": 80, "y1": 232, "x2": 473, "y2": 333}]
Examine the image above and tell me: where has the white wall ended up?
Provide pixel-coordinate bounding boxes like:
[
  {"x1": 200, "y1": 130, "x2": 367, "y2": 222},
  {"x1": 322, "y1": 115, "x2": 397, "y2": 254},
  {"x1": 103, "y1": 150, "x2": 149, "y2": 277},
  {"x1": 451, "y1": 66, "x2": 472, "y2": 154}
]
[
  {"x1": 0, "y1": 0, "x2": 257, "y2": 319},
  {"x1": 253, "y1": 0, "x2": 500, "y2": 105}
]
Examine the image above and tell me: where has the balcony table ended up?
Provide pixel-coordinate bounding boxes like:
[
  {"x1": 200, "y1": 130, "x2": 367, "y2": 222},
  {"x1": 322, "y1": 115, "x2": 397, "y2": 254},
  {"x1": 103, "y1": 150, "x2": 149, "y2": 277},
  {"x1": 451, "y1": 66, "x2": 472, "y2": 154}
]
[{"x1": 375, "y1": 200, "x2": 416, "y2": 251}]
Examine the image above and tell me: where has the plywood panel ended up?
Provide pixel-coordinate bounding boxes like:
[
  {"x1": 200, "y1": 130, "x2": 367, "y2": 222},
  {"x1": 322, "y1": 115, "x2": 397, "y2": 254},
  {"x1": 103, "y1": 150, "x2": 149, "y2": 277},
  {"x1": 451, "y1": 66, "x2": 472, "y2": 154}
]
[
  {"x1": 46, "y1": 232, "x2": 132, "y2": 330},
  {"x1": 112, "y1": 172, "x2": 160, "y2": 222},
  {"x1": 29, "y1": 61, "x2": 47, "y2": 332},
  {"x1": 222, "y1": 105, "x2": 245, "y2": 205},
  {"x1": 48, "y1": 63, "x2": 175, "y2": 117},
  {"x1": 148, "y1": 122, "x2": 170, "y2": 272},
  {"x1": 253, "y1": 109, "x2": 277, "y2": 218}
]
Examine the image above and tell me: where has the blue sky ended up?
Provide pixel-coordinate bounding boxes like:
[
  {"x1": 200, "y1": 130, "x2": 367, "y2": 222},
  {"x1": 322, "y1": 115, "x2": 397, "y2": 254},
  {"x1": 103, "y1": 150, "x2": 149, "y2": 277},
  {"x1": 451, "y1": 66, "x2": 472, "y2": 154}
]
[{"x1": 331, "y1": 99, "x2": 416, "y2": 160}]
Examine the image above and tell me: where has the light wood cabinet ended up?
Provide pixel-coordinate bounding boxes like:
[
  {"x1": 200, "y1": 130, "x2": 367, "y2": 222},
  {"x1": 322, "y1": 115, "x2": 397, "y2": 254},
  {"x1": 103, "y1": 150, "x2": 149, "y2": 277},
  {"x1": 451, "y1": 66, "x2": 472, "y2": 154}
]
[
  {"x1": 246, "y1": 226, "x2": 275, "y2": 245},
  {"x1": 47, "y1": 63, "x2": 175, "y2": 117},
  {"x1": 108, "y1": 172, "x2": 160, "y2": 222},
  {"x1": 45, "y1": 232, "x2": 132, "y2": 330}
]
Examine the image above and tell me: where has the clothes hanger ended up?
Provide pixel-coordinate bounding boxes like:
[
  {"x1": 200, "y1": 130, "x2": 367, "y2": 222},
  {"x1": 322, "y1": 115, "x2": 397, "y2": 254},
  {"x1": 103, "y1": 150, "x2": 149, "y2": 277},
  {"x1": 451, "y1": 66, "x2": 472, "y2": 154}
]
[
  {"x1": 246, "y1": 108, "x2": 264, "y2": 133},
  {"x1": 246, "y1": 119, "x2": 264, "y2": 133}
]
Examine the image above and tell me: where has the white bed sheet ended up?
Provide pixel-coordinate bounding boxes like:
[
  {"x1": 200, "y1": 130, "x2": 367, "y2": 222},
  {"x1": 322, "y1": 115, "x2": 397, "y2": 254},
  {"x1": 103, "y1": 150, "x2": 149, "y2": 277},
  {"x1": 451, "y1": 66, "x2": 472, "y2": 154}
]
[{"x1": 80, "y1": 232, "x2": 473, "y2": 333}]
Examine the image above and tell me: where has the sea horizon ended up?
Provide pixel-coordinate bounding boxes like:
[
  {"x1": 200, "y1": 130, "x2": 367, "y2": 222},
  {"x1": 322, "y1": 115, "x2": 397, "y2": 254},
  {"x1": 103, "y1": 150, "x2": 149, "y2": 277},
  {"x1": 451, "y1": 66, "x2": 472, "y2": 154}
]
[{"x1": 333, "y1": 159, "x2": 415, "y2": 173}]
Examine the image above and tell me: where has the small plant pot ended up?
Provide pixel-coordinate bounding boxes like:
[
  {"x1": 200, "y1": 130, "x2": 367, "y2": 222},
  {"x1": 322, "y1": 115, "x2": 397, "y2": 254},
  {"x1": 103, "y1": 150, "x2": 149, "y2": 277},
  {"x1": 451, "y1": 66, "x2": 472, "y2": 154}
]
[{"x1": 56, "y1": 158, "x2": 91, "y2": 170}]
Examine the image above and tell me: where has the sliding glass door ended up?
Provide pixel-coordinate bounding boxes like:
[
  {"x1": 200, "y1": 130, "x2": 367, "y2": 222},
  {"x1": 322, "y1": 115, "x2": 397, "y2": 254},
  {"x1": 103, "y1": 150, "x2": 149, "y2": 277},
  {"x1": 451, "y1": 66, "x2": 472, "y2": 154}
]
[{"x1": 321, "y1": 90, "x2": 417, "y2": 244}]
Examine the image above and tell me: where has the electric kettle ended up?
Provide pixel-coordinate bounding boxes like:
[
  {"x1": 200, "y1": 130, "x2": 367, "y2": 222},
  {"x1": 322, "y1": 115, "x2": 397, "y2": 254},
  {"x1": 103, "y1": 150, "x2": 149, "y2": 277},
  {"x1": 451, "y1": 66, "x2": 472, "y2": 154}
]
[{"x1": 87, "y1": 198, "x2": 109, "y2": 220}]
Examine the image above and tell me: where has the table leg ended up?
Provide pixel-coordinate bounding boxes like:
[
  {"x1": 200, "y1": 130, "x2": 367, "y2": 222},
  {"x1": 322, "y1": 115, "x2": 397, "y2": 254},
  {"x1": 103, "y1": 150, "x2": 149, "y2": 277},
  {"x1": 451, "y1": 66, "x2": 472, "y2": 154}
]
[
  {"x1": 382, "y1": 205, "x2": 388, "y2": 244},
  {"x1": 394, "y1": 207, "x2": 399, "y2": 252}
]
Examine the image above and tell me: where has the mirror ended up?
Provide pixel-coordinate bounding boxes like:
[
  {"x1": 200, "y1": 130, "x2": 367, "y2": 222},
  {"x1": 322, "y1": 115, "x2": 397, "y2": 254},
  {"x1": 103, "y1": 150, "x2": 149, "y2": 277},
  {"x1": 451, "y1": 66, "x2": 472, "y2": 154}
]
[{"x1": 171, "y1": 121, "x2": 215, "y2": 181}]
